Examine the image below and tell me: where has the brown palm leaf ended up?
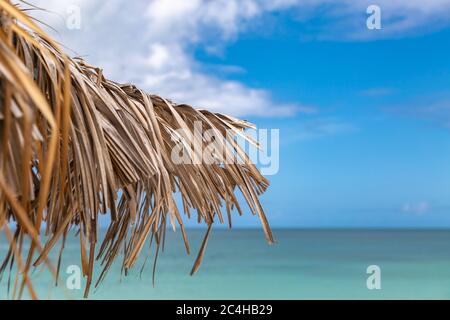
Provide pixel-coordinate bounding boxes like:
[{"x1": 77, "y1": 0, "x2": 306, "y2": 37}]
[{"x1": 0, "y1": 0, "x2": 273, "y2": 299}]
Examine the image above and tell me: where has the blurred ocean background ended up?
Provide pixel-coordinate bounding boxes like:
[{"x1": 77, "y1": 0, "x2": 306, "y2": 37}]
[{"x1": 2, "y1": 229, "x2": 450, "y2": 299}]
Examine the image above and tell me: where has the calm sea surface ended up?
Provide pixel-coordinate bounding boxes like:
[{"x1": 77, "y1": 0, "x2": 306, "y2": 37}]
[{"x1": 2, "y1": 229, "x2": 450, "y2": 299}]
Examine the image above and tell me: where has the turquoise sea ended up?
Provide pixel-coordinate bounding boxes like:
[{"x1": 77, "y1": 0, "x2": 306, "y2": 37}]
[{"x1": 2, "y1": 229, "x2": 450, "y2": 299}]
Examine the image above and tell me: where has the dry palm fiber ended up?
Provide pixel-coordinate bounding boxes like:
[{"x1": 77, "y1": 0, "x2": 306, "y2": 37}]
[{"x1": 0, "y1": 1, "x2": 274, "y2": 299}]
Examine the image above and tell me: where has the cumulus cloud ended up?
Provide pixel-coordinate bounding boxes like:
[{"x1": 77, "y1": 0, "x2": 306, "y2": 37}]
[
  {"x1": 23, "y1": 0, "x2": 450, "y2": 117},
  {"x1": 25, "y1": 0, "x2": 302, "y2": 117}
]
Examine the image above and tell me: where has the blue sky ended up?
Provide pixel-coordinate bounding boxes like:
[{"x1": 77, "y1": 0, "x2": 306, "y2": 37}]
[
  {"x1": 225, "y1": 23, "x2": 450, "y2": 227},
  {"x1": 30, "y1": 0, "x2": 450, "y2": 228}
]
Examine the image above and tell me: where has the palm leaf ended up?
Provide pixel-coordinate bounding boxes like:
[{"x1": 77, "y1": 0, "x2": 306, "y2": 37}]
[{"x1": 0, "y1": 1, "x2": 273, "y2": 299}]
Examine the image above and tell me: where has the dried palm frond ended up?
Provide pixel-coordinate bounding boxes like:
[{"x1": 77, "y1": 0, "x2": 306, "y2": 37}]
[{"x1": 0, "y1": 1, "x2": 273, "y2": 299}]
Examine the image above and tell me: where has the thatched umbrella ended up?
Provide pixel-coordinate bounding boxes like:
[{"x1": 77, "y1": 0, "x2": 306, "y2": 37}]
[{"x1": 0, "y1": 1, "x2": 273, "y2": 299}]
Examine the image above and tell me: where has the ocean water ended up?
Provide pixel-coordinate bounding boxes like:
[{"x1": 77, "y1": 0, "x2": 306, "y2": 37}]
[{"x1": 2, "y1": 229, "x2": 450, "y2": 299}]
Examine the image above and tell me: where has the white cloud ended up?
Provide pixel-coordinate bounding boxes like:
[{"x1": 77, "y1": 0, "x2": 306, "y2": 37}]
[
  {"x1": 141, "y1": 42, "x2": 298, "y2": 116},
  {"x1": 23, "y1": 0, "x2": 450, "y2": 117},
  {"x1": 25, "y1": 0, "x2": 303, "y2": 116},
  {"x1": 402, "y1": 201, "x2": 430, "y2": 215},
  {"x1": 289, "y1": 0, "x2": 450, "y2": 40}
]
